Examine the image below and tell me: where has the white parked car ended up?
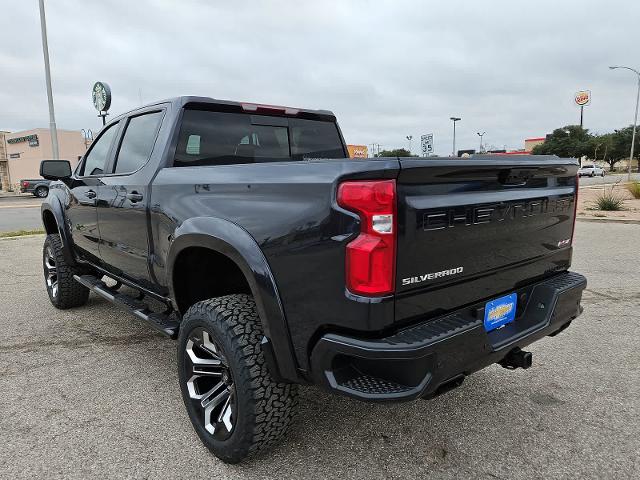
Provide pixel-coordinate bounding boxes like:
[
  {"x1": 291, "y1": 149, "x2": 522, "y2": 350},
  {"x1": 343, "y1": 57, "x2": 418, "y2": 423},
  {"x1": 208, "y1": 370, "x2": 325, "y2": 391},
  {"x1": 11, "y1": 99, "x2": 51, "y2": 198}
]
[{"x1": 578, "y1": 165, "x2": 605, "y2": 177}]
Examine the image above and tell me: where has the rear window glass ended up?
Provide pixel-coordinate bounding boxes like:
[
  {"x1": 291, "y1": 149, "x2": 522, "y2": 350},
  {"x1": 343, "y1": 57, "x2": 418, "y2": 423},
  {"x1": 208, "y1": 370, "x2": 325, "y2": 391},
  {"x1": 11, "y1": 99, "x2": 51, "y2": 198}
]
[{"x1": 174, "y1": 110, "x2": 345, "y2": 167}]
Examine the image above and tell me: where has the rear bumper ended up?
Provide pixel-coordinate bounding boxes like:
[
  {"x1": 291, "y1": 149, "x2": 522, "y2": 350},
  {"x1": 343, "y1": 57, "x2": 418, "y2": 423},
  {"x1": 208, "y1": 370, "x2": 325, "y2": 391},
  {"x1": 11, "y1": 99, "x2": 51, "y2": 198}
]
[{"x1": 310, "y1": 271, "x2": 586, "y2": 402}]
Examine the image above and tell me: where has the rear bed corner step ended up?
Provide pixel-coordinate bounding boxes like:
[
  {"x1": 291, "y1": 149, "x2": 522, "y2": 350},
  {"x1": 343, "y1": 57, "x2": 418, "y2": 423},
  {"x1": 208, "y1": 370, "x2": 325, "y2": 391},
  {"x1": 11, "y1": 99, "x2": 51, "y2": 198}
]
[{"x1": 73, "y1": 274, "x2": 179, "y2": 339}]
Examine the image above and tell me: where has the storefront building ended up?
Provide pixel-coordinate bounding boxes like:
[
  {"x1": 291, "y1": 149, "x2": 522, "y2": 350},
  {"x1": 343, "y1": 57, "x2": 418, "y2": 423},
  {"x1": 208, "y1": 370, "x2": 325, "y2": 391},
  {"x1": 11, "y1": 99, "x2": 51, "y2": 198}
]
[{"x1": 0, "y1": 129, "x2": 87, "y2": 191}]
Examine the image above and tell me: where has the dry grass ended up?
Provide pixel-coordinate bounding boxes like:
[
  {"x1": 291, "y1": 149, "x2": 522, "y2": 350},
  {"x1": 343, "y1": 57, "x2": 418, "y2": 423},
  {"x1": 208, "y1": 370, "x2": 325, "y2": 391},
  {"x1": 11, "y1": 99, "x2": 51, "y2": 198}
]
[
  {"x1": 626, "y1": 182, "x2": 640, "y2": 199},
  {"x1": 0, "y1": 229, "x2": 45, "y2": 238}
]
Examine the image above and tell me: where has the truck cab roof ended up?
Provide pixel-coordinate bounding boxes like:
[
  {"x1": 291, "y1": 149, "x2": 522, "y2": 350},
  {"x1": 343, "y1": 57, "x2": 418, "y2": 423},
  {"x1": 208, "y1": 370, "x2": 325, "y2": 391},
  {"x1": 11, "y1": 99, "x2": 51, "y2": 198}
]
[{"x1": 113, "y1": 96, "x2": 337, "y2": 124}]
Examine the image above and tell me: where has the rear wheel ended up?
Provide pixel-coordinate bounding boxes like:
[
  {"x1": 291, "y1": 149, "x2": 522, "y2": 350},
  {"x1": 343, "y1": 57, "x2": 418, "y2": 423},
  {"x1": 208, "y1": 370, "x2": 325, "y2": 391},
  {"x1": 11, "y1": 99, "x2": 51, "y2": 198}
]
[
  {"x1": 178, "y1": 294, "x2": 298, "y2": 463},
  {"x1": 35, "y1": 186, "x2": 48, "y2": 198},
  {"x1": 43, "y1": 234, "x2": 90, "y2": 309}
]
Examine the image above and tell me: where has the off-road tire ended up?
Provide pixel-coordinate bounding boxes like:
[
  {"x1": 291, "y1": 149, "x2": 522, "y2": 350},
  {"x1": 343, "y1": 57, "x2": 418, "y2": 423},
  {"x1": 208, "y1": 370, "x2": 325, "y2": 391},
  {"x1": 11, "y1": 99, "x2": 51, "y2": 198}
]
[
  {"x1": 178, "y1": 294, "x2": 298, "y2": 464},
  {"x1": 43, "y1": 234, "x2": 90, "y2": 309}
]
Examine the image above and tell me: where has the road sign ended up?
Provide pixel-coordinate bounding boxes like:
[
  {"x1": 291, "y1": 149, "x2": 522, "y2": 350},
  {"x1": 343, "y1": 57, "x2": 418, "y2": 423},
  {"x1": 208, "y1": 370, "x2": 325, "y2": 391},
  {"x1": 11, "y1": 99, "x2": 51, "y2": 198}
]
[{"x1": 421, "y1": 134, "x2": 433, "y2": 156}]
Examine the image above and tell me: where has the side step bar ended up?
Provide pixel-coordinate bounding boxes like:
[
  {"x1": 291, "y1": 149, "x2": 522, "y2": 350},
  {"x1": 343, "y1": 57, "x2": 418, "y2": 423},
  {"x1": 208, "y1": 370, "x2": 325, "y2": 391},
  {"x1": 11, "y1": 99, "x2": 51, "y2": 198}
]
[{"x1": 73, "y1": 274, "x2": 180, "y2": 339}]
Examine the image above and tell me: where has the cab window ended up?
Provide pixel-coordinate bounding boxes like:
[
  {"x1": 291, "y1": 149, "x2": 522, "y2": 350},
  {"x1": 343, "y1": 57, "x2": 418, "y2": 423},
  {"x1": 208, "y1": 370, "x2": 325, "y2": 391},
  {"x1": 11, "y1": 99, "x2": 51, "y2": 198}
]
[
  {"x1": 113, "y1": 112, "x2": 164, "y2": 174},
  {"x1": 81, "y1": 122, "x2": 119, "y2": 176}
]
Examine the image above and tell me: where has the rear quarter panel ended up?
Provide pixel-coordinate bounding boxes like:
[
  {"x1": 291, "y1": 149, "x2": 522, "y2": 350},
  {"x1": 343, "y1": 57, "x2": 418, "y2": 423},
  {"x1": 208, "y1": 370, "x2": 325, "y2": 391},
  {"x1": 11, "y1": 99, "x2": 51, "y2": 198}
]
[{"x1": 149, "y1": 159, "x2": 399, "y2": 370}]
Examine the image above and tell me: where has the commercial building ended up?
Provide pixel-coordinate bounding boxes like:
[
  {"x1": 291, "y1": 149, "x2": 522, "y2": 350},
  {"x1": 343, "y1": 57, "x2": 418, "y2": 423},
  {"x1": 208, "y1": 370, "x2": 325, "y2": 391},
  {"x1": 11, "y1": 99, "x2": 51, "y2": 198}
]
[
  {"x1": 0, "y1": 131, "x2": 9, "y2": 191},
  {"x1": 0, "y1": 129, "x2": 87, "y2": 191},
  {"x1": 524, "y1": 137, "x2": 546, "y2": 152},
  {"x1": 347, "y1": 144, "x2": 368, "y2": 158}
]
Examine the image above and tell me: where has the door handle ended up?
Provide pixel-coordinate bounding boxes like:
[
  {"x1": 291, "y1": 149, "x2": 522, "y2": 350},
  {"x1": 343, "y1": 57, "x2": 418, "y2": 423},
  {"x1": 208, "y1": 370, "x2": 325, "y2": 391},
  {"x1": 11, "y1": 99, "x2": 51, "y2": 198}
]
[
  {"x1": 85, "y1": 190, "x2": 96, "y2": 199},
  {"x1": 127, "y1": 192, "x2": 144, "y2": 202}
]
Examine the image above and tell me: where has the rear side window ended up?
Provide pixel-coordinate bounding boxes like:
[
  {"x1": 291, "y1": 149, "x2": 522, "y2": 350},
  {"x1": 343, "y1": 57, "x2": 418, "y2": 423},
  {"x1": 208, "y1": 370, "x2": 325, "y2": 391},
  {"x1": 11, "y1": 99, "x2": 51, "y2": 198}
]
[
  {"x1": 114, "y1": 111, "x2": 163, "y2": 174},
  {"x1": 81, "y1": 122, "x2": 119, "y2": 176},
  {"x1": 290, "y1": 118, "x2": 345, "y2": 159},
  {"x1": 174, "y1": 110, "x2": 344, "y2": 167}
]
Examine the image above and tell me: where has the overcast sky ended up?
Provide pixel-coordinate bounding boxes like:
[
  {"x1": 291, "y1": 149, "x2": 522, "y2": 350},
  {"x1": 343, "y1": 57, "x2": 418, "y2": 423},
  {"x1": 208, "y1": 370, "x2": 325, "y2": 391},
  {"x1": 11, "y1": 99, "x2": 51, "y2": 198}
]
[{"x1": 1, "y1": 0, "x2": 639, "y2": 155}]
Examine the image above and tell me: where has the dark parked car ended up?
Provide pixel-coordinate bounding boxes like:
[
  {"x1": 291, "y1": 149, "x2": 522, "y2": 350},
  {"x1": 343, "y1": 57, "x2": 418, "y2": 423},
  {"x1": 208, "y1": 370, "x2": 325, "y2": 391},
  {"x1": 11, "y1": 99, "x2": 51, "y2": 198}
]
[
  {"x1": 20, "y1": 178, "x2": 51, "y2": 197},
  {"x1": 39, "y1": 96, "x2": 586, "y2": 463}
]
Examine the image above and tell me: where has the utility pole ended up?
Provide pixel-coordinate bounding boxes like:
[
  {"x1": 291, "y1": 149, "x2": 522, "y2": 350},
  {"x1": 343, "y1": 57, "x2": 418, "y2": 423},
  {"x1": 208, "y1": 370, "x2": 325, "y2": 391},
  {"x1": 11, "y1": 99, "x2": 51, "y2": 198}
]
[
  {"x1": 450, "y1": 117, "x2": 461, "y2": 157},
  {"x1": 610, "y1": 66, "x2": 640, "y2": 180},
  {"x1": 38, "y1": 0, "x2": 59, "y2": 160}
]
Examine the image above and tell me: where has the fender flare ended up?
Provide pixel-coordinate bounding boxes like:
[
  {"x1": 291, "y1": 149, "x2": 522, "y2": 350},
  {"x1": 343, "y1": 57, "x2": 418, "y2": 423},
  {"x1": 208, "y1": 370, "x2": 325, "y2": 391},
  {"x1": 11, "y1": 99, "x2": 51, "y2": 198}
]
[
  {"x1": 41, "y1": 191, "x2": 77, "y2": 266},
  {"x1": 166, "y1": 216, "x2": 299, "y2": 382}
]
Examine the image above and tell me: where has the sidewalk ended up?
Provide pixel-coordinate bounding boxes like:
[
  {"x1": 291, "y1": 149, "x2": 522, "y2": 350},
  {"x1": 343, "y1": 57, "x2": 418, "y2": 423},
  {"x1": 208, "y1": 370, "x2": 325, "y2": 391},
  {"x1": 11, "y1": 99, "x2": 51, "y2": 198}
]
[
  {"x1": 577, "y1": 183, "x2": 640, "y2": 223},
  {"x1": 0, "y1": 191, "x2": 31, "y2": 199}
]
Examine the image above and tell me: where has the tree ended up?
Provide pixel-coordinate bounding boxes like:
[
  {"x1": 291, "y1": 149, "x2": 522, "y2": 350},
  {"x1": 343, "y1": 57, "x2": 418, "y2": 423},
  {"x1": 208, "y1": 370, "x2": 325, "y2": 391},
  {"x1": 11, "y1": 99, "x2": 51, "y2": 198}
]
[
  {"x1": 589, "y1": 132, "x2": 622, "y2": 171},
  {"x1": 375, "y1": 148, "x2": 416, "y2": 157},
  {"x1": 608, "y1": 126, "x2": 640, "y2": 171},
  {"x1": 532, "y1": 124, "x2": 639, "y2": 172},
  {"x1": 531, "y1": 125, "x2": 592, "y2": 158}
]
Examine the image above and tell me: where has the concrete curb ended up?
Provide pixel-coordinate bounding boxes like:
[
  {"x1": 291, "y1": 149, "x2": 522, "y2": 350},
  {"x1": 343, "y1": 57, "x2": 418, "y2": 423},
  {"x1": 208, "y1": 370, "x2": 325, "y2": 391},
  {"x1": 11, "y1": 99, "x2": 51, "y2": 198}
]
[
  {"x1": 0, "y1": 193, "x2": 32, "y2": 199},
  {"x1": 0, "y1": 233, "x2": 46, "y2": 241},
  {"x1": 576, "y1": 217, "x2": 640, "y2": 225}
]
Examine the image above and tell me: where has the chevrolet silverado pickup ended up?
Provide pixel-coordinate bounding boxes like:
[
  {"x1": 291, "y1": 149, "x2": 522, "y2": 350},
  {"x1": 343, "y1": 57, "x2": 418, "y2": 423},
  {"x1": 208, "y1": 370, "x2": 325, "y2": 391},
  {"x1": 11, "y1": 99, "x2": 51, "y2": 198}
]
[{"x1": 39, "y1": 96, "x2": 586, "y2": 463}]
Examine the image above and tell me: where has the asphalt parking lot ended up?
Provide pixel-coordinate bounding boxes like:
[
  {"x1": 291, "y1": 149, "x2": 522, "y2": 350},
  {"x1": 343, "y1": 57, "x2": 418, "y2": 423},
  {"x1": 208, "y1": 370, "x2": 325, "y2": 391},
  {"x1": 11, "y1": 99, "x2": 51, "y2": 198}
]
[
  {"x1": 0, "y1": 195, "x2": 43, "y2": 232},
  {"x1": 0, "y1": 222, "x2": 638, "y2": 479}
]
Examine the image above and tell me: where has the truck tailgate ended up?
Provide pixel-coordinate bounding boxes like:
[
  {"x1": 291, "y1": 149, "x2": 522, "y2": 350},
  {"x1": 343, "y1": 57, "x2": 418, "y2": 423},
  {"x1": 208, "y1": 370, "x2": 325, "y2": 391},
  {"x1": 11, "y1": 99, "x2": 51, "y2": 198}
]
[{"x1": 395, "y1": 156, "x2": 578, "y2": 322}]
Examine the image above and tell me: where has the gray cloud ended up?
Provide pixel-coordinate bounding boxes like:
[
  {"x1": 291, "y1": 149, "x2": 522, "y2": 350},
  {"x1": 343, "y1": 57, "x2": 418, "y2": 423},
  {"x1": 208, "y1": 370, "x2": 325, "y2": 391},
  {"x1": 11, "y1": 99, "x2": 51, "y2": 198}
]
[{"x1": 1, "y1": 0, "x2": 638, "y2": 155}]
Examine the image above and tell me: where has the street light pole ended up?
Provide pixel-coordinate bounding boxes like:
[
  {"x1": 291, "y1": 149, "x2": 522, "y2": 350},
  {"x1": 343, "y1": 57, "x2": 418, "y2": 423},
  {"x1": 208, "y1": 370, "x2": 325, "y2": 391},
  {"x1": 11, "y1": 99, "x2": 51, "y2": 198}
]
[
  {"x1": 609, "y1": 65, "x2": 640, "y2": 181},
  {"x1": 450, "y1": 117, "x2": 461, "y2": 157},
  {"x1": 477, "y1": 131, "x2": 486, "y2": 153},
  {"x1": 38, "y1": 0, "x2": 59, "y2": 160}
]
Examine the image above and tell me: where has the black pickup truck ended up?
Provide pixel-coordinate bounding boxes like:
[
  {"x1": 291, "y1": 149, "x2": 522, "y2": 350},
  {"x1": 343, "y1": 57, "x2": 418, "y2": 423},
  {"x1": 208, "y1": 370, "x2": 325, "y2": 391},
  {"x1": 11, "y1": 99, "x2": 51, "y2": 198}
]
[{"x1": 39, "y1": 96, "x2": 586, "y2": 463}]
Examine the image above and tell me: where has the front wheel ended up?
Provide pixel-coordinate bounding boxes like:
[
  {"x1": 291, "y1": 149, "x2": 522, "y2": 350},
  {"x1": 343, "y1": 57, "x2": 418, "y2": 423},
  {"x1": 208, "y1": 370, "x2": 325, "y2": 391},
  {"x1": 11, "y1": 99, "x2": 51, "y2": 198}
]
[
  {"x1": 178, "y1": 294, "x2": 298, "y2": 463},
  {"x1": 43, "y1": 234, "x2": 90, "y2": 309}
]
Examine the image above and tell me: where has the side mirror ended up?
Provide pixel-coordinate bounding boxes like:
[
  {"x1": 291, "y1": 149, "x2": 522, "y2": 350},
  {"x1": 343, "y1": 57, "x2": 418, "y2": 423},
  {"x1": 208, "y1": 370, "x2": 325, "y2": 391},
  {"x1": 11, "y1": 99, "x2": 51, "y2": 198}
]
[{"x1": 40, "y1": 160, "x2": 72, "y2": 180}]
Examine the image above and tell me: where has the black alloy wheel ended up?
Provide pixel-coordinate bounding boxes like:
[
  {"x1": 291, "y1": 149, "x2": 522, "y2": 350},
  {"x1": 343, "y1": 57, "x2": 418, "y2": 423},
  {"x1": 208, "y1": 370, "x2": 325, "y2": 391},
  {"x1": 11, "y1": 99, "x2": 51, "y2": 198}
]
[{"x1": 182, "y1": 327, "x2": 236, "y2": 440}]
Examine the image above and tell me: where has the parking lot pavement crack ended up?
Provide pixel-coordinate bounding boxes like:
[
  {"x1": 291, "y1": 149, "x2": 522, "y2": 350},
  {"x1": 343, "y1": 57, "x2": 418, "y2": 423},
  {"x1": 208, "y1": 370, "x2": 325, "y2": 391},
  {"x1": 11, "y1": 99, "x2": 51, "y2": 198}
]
[
  {"x1": 584, "y1": 288, "x2": 620, "y2": 300},
  {"x1": 0, "y1": 333, "x2": 163, "y2": 352}
]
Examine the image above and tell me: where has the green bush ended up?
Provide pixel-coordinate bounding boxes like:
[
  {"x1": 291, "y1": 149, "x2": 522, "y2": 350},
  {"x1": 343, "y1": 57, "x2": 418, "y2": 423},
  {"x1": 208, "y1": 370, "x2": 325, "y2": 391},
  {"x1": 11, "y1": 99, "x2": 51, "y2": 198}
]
[
  {"x1": 626, "y1": 181, "x2": 640, "y2": 199},
  {"x1": 595, "y1": 191, "x2": 625, "y2": 211}
]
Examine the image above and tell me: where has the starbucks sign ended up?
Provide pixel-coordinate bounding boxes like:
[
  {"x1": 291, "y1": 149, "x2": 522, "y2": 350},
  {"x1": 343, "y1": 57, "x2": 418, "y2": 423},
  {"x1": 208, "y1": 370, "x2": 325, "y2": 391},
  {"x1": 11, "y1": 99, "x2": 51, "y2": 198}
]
[{"x1": 92, "y1": 81, "x2": 112, "y2": 112}]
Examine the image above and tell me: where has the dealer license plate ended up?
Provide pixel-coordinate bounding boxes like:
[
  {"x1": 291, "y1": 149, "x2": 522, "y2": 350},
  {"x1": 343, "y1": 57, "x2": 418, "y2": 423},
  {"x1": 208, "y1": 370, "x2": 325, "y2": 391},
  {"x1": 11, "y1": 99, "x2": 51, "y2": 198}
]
[{"x1": 484, "y1": 293, "x2": 517, "y2": 332}]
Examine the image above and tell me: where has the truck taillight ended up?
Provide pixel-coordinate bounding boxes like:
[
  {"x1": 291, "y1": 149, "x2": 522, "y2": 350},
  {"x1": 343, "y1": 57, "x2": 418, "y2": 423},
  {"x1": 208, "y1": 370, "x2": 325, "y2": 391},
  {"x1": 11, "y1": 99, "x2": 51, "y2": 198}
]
[
  {"x1": 571, "y1": 173, "x2": 579, "y2": 245},
  {"x1": 337, "y1": 179, "x2": 396, "y2": 296},
  {"x1": 22, "y1": 181, "x2": 29, "y2": 188}
]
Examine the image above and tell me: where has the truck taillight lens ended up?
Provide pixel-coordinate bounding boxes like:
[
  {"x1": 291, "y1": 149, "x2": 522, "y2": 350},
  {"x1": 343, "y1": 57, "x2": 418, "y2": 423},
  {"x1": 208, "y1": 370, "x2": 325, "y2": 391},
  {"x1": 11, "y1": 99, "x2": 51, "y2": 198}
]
[
  {"x1": 22, "y1": 181, "x2": 29, "y2": 188},
  {"x1": 337, "y1": 179, "x2": 396, "y2": 296},
  {"x1": 571, "y1": 173, "x2": 579, "y2": 245}
]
